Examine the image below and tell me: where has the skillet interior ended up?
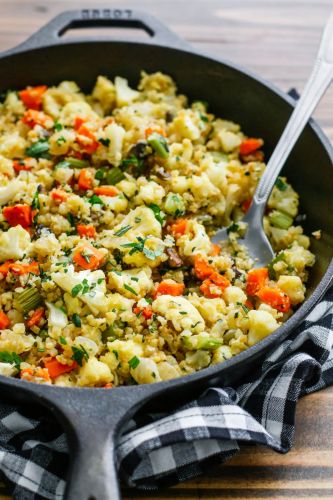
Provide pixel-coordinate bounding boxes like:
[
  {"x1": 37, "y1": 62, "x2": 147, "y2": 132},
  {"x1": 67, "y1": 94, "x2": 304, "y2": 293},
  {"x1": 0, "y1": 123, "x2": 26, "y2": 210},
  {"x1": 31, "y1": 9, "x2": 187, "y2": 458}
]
[{"x1": 1, "y1": 41, "x2": 332, "y2": 295}]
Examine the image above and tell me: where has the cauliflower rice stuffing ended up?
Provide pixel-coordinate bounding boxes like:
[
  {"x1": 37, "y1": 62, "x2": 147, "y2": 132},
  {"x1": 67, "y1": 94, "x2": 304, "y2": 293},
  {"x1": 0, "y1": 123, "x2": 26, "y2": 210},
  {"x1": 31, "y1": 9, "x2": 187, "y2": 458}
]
[{"x1": 0, "y1": 72, "x2": 315, "y2": 387}]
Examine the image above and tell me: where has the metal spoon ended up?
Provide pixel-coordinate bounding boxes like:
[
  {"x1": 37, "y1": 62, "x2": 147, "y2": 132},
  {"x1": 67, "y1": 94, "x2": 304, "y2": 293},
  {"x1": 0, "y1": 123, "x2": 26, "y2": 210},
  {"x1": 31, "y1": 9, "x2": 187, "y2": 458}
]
[{"x1": 213, "y1": 11, "x2": 333, "y2": 266}]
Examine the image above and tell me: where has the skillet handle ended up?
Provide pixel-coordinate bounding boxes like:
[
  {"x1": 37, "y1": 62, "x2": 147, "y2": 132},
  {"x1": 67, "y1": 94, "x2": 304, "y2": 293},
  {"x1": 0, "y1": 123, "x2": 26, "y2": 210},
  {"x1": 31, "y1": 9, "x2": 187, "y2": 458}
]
[{"x1": 7, "y1": 8, "x2": 189, "y2": 54}]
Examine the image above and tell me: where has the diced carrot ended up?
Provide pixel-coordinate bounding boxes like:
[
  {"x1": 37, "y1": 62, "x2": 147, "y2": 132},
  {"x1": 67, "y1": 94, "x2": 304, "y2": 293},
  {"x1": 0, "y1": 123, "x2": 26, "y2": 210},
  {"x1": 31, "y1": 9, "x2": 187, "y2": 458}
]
[
  {"x1": 241, "y1": 198, "x2": 252, "y2": 213},
  {"x1": 210, "y1": 272, "x2": 230, "y2": 289},
  {"x1": 210, "y1": 243, "x2": 221, "y2": 256},
  {"x1": 239, "y1": 138, "x2": 263, "y2": 156},
  {"x1": 10, "y1": 261, "x2": 40, "y2": 276},
  {"x1": 19, "y1": 85, "x2": 48, "y2": 110},
  {"x1": 200, "y1": 272, "x2": 230, "y2": 299},
  {"x1": 72, "y1": 243, "x2": 105, "y2": 270},
  {"x1": 21, "y1": 109, "x2": 53, "y2": 128},
  {"x1": 26, "y1": 308, "x2": 45, "y2": 328},
  {"x1": 133, "y1": 305, "x2": 153, "y2": 320},
  {"x1": 51, "y1": 189, "x2": 69, "y2": 203},
  {"x1": 77, "y1": 224, "x2": 96, "y2": 239},
  {"x1": 78, "y1": 169, "x2": 94, "y2": 191},
  {"x1": 20, "y1": 368, "x2": 34, "y2": 379},
  {"x1": 76, "y1": 124, "x2": 99, "y2": 154},
  {"x1": 0, "y1": 260, "x2": 13, "y2": 278},
  {"x1": 257, "y1": 286, "x2": 291, "y2": 313},
  {"x1": 154, "y1": 281, "x2": 185, "y2": 298},
  {"x1": 13, "y1": 158, "x2": 34, "y2": 173},
  {"x1": 0, "y1": 311, "x2": 10, "y2": 329},
  {"x1": 3, "y1": 204, "x2": 32, "y2": 228},
  {"x1": 246, "y1": 268, "x2": 269, "y2": 296},
  {"x1": 170, "y1": 218, "x2": 188, "y2": 238},
  {"x1": 145, "y1": 126, "x2": 167, "y2": 138},
  {"x1": 194, "y1": 254, "x2": 215, "y2": 280},
  {"x1": 94, "y1": 186, "x2": 118, "y2": 197},
  {"x1": 44, "y1": 357, "x2": 78, "y2": 379},
  {"x1": 104, "y1": 382, "x2": 113, "y2": 388},
  {"x1": 245, "y1": 299, "x2": 254, "y2": 310},
  {"x1": 73, "y1": 116, "x2": 87, "y2": 131}
]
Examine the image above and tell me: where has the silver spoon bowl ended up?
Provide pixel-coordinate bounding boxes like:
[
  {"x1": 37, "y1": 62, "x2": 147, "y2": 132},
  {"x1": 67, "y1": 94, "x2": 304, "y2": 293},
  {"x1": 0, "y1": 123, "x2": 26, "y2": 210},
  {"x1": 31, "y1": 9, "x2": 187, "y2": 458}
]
[{"x1": 213, "y1": 11, "x2": 333, "y2": 267}]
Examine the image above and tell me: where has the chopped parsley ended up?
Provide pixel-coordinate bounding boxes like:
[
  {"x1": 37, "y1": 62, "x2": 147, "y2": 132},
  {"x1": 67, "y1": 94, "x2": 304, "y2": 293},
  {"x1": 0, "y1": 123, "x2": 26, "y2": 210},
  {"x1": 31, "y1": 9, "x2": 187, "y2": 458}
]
[
  {"x1": 99, "y1": 137, "x2": 110, "y2": 147},
  {"x1": 114, "y1": 225, "x2": 132, "y2": 237},
  {"x1": 54, "y1": 121, "x2": 63, "y2": 131},
  {"x1": 25, "y1": 140, "x2": 50, "y2": 159},
  {"x1": 0, "y1": 351, "x2": 21, "y2": 370},
  {"x1": 71, "y1": 284, "x2": 82, "y2": 297},
  {"x1": 31, "y1": 185, "x2": 41, "y2": 211},
  {"x1": 128, "y1": 355, "x2": 140, "y2": 369},
  {"x1": 59, "y1": 336, "x2": 67, "y2": 345},
  {"x1": 71, "y1": 345, "x2": 89, "y2": 367},
  {"x1": 275, "y1": 177, "x2": 288, "y2": 192},
  {"x1": 149, "y1": 203, "x2": 165, "y2": 225},
  {"x1": 88, "y1": 194, "x2": 104, "y2": 206},
  {"x1": 72, "y1": 313, "x2": 81, "y2": 327},
  {"x1": 227, "y1": 222, "x2": 239, "y2": 234},
  {"x1": 124, "y1": 284, "x2": 138, "y2": 295}
]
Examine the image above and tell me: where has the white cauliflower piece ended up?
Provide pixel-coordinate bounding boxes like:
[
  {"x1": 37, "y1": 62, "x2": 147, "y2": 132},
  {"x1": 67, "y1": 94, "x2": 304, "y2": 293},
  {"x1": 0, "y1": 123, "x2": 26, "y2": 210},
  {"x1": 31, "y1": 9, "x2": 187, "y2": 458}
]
[
  {"x1": 247, "y1": 310, "x2": 279, "y2": 346},
  {"x1": 108, "y1": 266, "x2": 153, "y2": 299},
  {"x1": 176, "y1": 219, "x2": 211, "y2": 257},
  {"x1": 0, "y1": 179, "x2": 24, "y2": 206},
  {"x1": 59, "y1": 101, "x2": 99, "y2": 127},
  {"x1": 153, "y1": 295, "x2": 205, "y2": 333},
  {"x1": 104, "y1": 122, "x2": 126, "y2": 166},
  {"x1": 115, "y1": 76, "x2": 139, "y2": 107},
  {"x1": 51, "y1": 266, "x2": 108, "y2": 314},
  {"x1": 77, "y1": 357, "x2": 113, "y2": 387},
  {"x1": 0, "y1": 226, "x2": 31, "y2": 263},
  {"x1": 217, "y1": 129, "x2": 242, "y2": 152},
  {"x1": 224, "y1": 286, "x2": 247, "y2": 305},
  {"x1": 277, "y1": 275, "x2": 305, "y2": 305},
  {"x1": 130, "y1": 357, "x2": 161, "y2": 384},
  {"x1": 0, "y1": 362, "x2": 18, "y2": 376}
]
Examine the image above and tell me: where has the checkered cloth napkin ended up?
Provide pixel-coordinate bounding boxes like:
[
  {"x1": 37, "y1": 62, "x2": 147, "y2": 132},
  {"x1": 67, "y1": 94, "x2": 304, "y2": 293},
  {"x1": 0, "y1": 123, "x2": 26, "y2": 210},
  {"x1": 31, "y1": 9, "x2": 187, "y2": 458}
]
[{"x1": 0, "y1": 286, "x2": 332, "y2": 499}]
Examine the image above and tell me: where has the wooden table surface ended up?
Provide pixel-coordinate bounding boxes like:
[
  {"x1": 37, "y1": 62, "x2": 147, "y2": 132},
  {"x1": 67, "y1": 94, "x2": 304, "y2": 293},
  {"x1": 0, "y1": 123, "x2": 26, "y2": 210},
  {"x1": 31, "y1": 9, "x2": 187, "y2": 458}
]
[{"x1": 1, "y1": 0, "x2": 333, "y2": 498}]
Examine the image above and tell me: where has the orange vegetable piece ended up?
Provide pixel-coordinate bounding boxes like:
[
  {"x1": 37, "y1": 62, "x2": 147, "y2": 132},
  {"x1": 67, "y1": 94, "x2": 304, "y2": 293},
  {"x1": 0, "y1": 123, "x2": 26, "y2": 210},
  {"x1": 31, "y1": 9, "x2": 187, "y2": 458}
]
[
  {"x1": 19, "y1": 85, "x2": 48, "y2": 110},
  {"x1": 94, "y1": 186, "x2": 118, "y2": 197},
  {"x1": 0, "y1": 260, "x2": 13, "y2": 278},
  {"x1": 104, "y1": 382, "x2": 113, "y2": 388},
  {"x1": 35, "y1": 368, "x2": 51, "y2": 381},
  {"x1": 44, "y1": 357, "x2": 78, "y2": 379},
  {"x1": 210, "y1": 244, "x2": 221, "y2": 256},
  {"x1": 73, "y1": 243, "x2": 105, "y2": 270},
  {"x1": 3, "y1": 204, "x2": 32, "y2": 228},
  {"x1": 194, "y1": 254, "x2": 215, "y2": 280},
  {"x1": 13, "y1": 158, "x2": 34, "y2": 173},
  {"x1": 76, "y1": 123, "x2": 99, "y2": 154},
  {"x1": 0, "y1": 311, "x2": 10, "y2": 329},
  {"x1": 51, "y1": 189, "x2": 69, "y2": 203},
  {"x1": 241, "y1": 198, "x2": 252, "y2": 213},
  {"x1": 133, "y1": 305, "x2": 153, "y2": 320},
  {"x1": 170, "y1": 218, "x2": 188, "y2": 238},
  {"x1": 74, "y1": 116, "x2": 87, "y2": 131},
  {"x1": 21, "y1": 109, "x2": 53, "y2": 128},
  {"x1": 239, "y1": 138, "x2": 263, "y2": 156},
  {"x1": 77, "y1": 224, "x2": 96, "y2": 239},
  {"x1": 26, "y1": 308, "x2": 45, "y2": 328},
  {"x1": 78, "y1": 169, "x2": 94, "y2": 191},
  {"x1": 145, "y1": 126, "x2": 167, "y2": 138},
  {"x1": 246, "y1": 268, "x2": 269, "y2": 296},
  {"x1": 154, "y1": 281, "x2": 185, "y2": 298},
  {"x1": 9, "y1": 261, "x2": 39, "y2": 276},
  {"x1": 257, "y1": 286, "x2": 291, "y2": 313},
  {"x1": 20, "y1": 368, "x2": 34, "y2": 380},
  {"x1": 200, "y1": 272, "x2": 230, "y2": 299}
]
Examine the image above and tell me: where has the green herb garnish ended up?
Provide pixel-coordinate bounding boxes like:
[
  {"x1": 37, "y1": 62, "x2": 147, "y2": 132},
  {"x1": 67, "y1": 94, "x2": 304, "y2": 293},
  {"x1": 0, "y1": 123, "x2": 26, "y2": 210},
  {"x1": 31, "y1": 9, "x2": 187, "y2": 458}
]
[
  {"x1": 71, "y1": 345, "x2": 89, "y2": 367},
  {"x1": 275, "y1": 177, "x2": 288, "y2": 191},
  {"x1": 124, "y1": 284, "x2": 138, "y2": 296},
  {"x1": 72, "y1": 313, "x2": 81, "y2": 327},
  {"x1": 114, "y1": 225, "x2": 132, "y2": 237},
  {"x1": 128, "y1": 355, "x2": 140, "y2": 369},
  {"x1": 71, "y1": 284, "x2": 82, "y2": 297},
  {"x1": 227, "y1": 222, "x2": 239, "y2": 234},
  {"x1": 88, "y1": 194, "x2": 104, "y2": 206},
  {"x1": 149, "y1": 203, "x2": 165, "y2": 225},
  {"x1": 59, "y1": 336, "x2": 67, "y2": 345},
  {"x1": 106, "y1": 166, "x2": 125, "y2": 185},
  {"x1": 26, "y1": 140, "x2": 50, "y2": 159},
  {"x1": 147, "y1": 133, "x2": 169, "y2": 159},
  {"x1": 0, "y1": 351, "x2": 21, "y2": 370},
  {"x1": 99, "y1": 138, "x2": 110, "y2": 147}
]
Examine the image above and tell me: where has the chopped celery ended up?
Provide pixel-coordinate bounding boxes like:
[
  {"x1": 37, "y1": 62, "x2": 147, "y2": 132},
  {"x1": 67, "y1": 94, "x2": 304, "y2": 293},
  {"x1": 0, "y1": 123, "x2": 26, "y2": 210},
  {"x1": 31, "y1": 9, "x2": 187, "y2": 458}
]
[
  {"x1": 182, "y1": 334, "x2": 223, "y2": 350},
  {"x1": 14, "y1": 287, "x2": 42, "y2": 314},
  {"x1": 57, "y1": 157, "x2": 89, "y2": 169},
  {"x1": 106, "y1": 167, "x2": 125, "y2": 185},
  {"x1": 147, "y1": 133, "x2": 169, "y2": 159},
  {"x1": 25, "y1": 140, "x2": 49, "y2": 159},
  {"x1": 267, "y1": 252, "x2": 286, "y2": 280},
  {"x1": 268, "y1": 210, "x2": 293, "y2": 229}
]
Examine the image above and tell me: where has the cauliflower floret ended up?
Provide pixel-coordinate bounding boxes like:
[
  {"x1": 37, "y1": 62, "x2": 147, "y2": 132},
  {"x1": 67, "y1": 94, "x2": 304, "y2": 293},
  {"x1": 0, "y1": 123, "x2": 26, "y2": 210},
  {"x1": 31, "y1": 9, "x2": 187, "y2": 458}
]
[
  {"x1": 268, "y1": 182, "x2": 299, "y2": 217},
  {"x1": 0, "y1": 226, "x2": 31, "y2": 262},
  {"x1": 189, "y1": 173, "x2": 220, "y2": 201},
  {"x1": 188, "y1": 294, "x2": 226, "y2": 323},
  {"x1": 211, "y1": 345, "x2": 233, "y2": 365},
  {"x1": 77, "y1": 357, "x2": 113, "y2": 387},
  {"x1": 0, "y1": 330, "x2": 35, "y2": 354},
  {"x1": 176, "y1": 219, "x2": 211, "y2": 257},
  {"x1": 32, "y1": 231, "x2": 61, "y2": 257},
  {"x1": 217, "y1": 129, "x2": 242, "y2": 152},
  {"x1": 277, "y1": 275, "x2": 305, "y2": 305},
  {"x1": 51, "y1": 266, "x2": 108, "y2": 314},
  {"x1": 104, "y1": 122, "x2": 126, "y2": 166},
  {"x1": 224, "y1": 286, "x2": 247, "y2": 305},
  {"x1": 42, "y1": 81, "x2": 85, "y2": 118},
  {"x1": 107, "y1": 293, "x2": 135, "y2": 323},
  {"x1": 130, "y1": 357, "x2": 161, "y2": 384},
  {"x1": 247, "y1": 310, "x2": 279, "y2": 346},
  {"x1": 114, "y1": 76, "x2": 139, "y2": 107},
  {"x1": 135, "y1": 181, "x2": 165, "y2": 205},
  {"x1": 0, "y1": 133, "x2": 27, "y2": 158},
  {"x1": 153, "y1": 295, "x2": 205, "y2": 333},
  {"x1": 283, "y1": 243, "x2": 315, "y2": 274},
  {"x1": 0, "y1": 362, "x2": 18, "y2": 376},
  {"x1": 169, "y1": 110, "x2": 201, "y2": 141},
  {"x1": 108, "y1": 266, "x2": 153, "y2": 299},
  {"x1": 49, "y1": 128, "x2": 76, "y2": 155},
  {"x1": 59, "y1": 101, "x2": 99, "y2": 127},
  {"x1": 0, "y1": 179, "x2": 24, "y2": 206},
  {"x1": 0, "y1": 155, "x2": 14, "y2": 178},
  {"x1": 101, "y1": 194, "x2": 128, "y2": 212},
  {"x1": 92, "y1": 75, "x2": 116, "y2": 113},
  {"x1": 157, "y1": 361, "x2": 181, "y2": 380}
]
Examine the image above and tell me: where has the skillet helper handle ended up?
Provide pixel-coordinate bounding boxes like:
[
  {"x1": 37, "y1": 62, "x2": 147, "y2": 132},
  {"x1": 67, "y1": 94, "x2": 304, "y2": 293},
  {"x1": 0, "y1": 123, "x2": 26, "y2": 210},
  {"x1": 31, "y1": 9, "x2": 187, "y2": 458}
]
[{"x1": 9, "y1": 8, "x2": 188, "y2": 53}]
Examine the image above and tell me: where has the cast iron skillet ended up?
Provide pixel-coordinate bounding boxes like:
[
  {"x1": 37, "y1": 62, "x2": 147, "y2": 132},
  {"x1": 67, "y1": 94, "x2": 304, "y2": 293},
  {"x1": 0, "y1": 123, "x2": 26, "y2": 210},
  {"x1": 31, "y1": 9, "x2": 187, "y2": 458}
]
[{"x1": 0, "y1": 8, "x2": 333, "y2": 500}]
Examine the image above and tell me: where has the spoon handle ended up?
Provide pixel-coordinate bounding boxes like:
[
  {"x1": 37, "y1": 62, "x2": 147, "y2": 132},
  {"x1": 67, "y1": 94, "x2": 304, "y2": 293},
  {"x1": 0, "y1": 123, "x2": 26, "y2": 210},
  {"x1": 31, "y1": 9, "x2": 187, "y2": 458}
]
[{"x1": 253, "y1": 11, "x2": 333, "y2": 206}]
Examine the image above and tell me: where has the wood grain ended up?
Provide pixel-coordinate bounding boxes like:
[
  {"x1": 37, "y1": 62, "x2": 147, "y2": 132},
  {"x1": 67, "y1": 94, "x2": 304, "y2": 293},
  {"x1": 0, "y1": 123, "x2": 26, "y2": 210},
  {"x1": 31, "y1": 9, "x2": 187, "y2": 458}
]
[{"x1": 1, "y1": 1, "x2": 333, "y2": 498}]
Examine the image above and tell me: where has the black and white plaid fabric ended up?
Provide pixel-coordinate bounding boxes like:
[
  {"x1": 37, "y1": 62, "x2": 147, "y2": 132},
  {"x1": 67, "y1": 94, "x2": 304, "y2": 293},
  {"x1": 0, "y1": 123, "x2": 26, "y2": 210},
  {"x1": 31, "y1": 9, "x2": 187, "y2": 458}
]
[{"x1": 0, "y1": 286, "x2": 332, "y2": 499}]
